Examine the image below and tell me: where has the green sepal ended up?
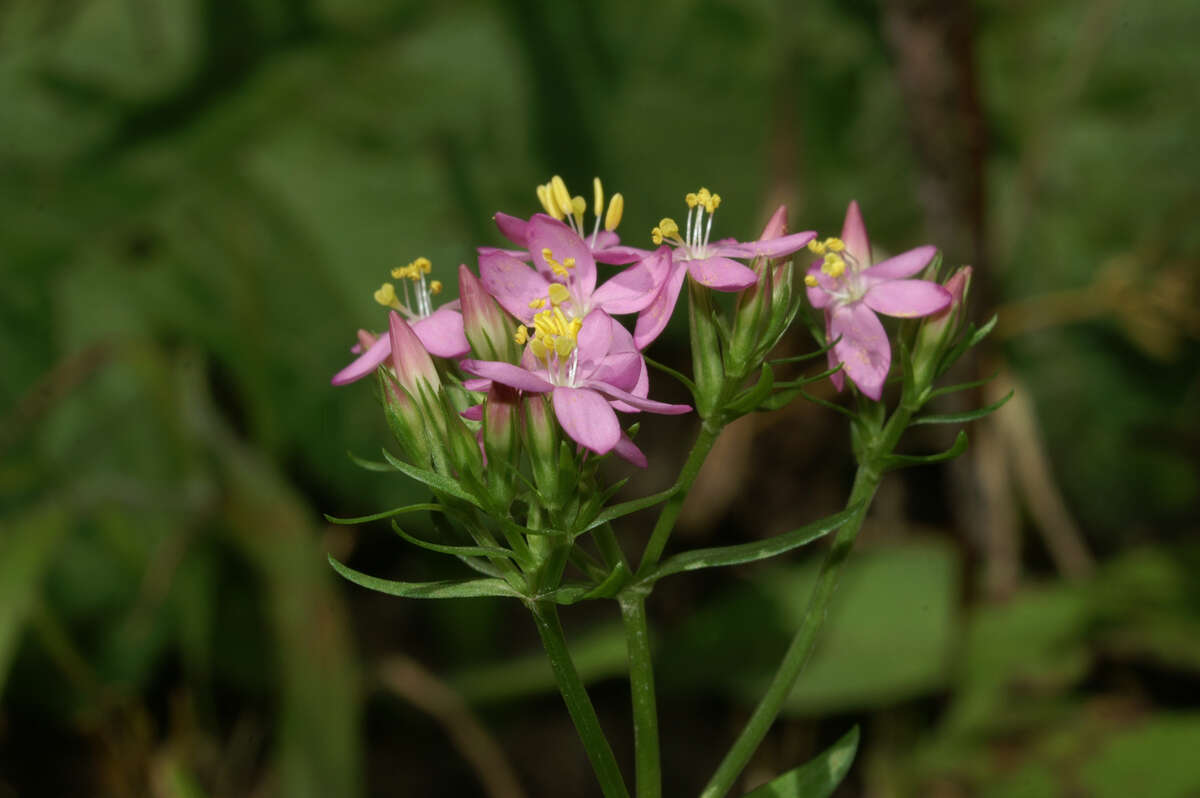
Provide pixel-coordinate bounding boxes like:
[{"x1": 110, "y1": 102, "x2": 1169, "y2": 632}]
[
  {"x1": 390, "y1": 519, "x2": 518, "y2": 562},
  {"x1": 328, "y1": 555, "x2": 523, "y2": 599},
  {"x1": 323, "y1": 502, "x2": 444, "y2": 525},
  {"x1": 936, "y1": 314, "x2": 998, "y2": 378},
  {"x1": 640, "y1": 504, "x2": 860, "y2": 583},
  {"x1": 581, "y1": 486, "x2": 677, "y2": 533},
  {"x1": 911, "y1": 388, "x2": 1014, "y2": 426},
  {"x1": 726, "y1": 363, "x2": 775, "y2": 417},
  {"x1": 380, "y1": 448, "x2": 483, "y2": 508},
  {"x1": 573, "y1": 477, "x2": 630, "y2": 535},
  {"x1": 881, "y1": 429, "x2": 969, "y2": 470},
  {"x1": 740, "y1": 725, "x2": 859, "y2": 798}
]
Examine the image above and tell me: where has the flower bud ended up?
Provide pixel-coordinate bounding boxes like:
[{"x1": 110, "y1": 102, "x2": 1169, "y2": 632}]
[
  {"x1": 523, "y1": 393, "x2": 560, "y2": 501},
  {"x1": 459, "y1": 265, "x2": 518, "y2": 363},
  {"x1": 913, "y1": 266, "x2": 972, "y2": 388},
  {"x1": 483, "y1": 384, "x2": 521, "y2": 506},
  {"x1": 728, "y1": 205, "x2": 789, "y2": 376},
  {"x1": 388, "y1": 311, "x2": 442, "y2": 399}
]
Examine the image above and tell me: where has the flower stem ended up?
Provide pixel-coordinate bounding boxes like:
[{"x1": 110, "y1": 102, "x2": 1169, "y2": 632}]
[
  {"x1": 619, "y1": 594, "x2": 661, "y2": 798},
  {"x1": 698, "y1": 405, "x2": 914, "y2": 798},
  {"x1": 530, "y1": 601, "x2": 630, "y2": 798}
]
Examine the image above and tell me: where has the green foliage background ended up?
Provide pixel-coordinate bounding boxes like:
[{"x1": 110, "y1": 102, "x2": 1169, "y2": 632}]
[{"x1": 1, "y1": 0, "x2": 1197, "y2": 796}]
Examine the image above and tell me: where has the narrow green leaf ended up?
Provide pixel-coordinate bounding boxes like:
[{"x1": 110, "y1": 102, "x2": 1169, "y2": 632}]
[
  {"x1": 390, "y1": 520, "x2": 516, "y2": 561},
  {"x1": 346, "y1": 450, "x2": 396, "y2": 472},
  {"x1": 583, "y1": 486, "x2": 677, "y2": 533},
  {"x1": 774, "y1": 363, "x2": 844, "y2": 391},
  {"x1": 741, "y1": 725, "x2": 859, "y2": 798},
  {"x1": 728, "y1": 363, "x2": 775, "y2": 416},
  {"x1": 882, "y1": 429, "x2": 969, "y2": 469},
  {"x1": 936, "y1": 314, "x2": 998, "y2": 376},
  {"x1": 911, "y1": 389, "x2": 1014, "y2": 426},
  {"x1": 646, "y1": 505, "x2": 860, "y2": 582},
  {"x1": 644, "y1": 354, "x2": 697, "y2": 394},
  {"x1": 379, "y1": 448, "x2": 482, "y2": 507},
  {"x1": 770, "y1": 336, "x2": 841, "y2": 366},
  {"x1": 797, "y1": 387, "x2": 858, "y2": 420},
  {"x1": 926, "y1": 370, "x2": 1000, "y2": 400},
  {"x1": 323, "y1": 502, "x2": 444, "y2": 525},
  {"x1": 328, "y1": 555, "x2": 522, "y2": 600}
]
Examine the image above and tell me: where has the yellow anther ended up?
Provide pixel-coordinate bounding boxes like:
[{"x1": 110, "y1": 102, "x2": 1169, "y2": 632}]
[
  {"x1": 530, "y1": 337, "x2": 549, "y2": 361},
  {"x1": 547, "y1": 283, "x2": 570, "y2": 305},
  {"x1": 570, "y1": 318, "x2": 583, "y2": 335},
  {"x1": 551, "y1": 176, "x2": 572, "y2": 219},
  {"x1": 414, "y1": 257, "x2": 432, "y2": 274},
  {"x1": 429, "y1": 280, "x2": 443, "y2": 295},
  {"x1": 514, "y1": 325, "x2": 529, "y2": 345},
  {"x1": 554, "y1": 335, "x2": 575, "y2": 358},
  {"x1": 562, "y1": 257, "x2": 576, "y2": 269},
  {"x1": 536, "y1": 184, "x2": 554, "y2": 216},
  {"x1": 707, "y1": 193, "x2": 721, "y2": 213},
  {"x1": 685, "y1": 192, "x2": 699, "y2": 208},
  {"x1": 658, "y1": 218, "x2": 679, "y2": 239},
  {"x1": 374, "y1": 282, "x2": 400, "y2": 308},
  {"x1": 696, "y1": 188, "x2": 711, "y2": 210},
  {"x1": 571, "y1": 195, "x2": 586, "y2": 228},
  {"x1": 541, "y1": 247, "x2": 553, "y2": 261},
  {"x1": 825, "y1": 237, "x2": 845, "y2": 252},
  {"x1": 529, "y1": 298, "x2": 547, "y2": 310},
  {"x1": 593, "y1": 177, "x2": 603, "y2": 217},
  {"x1": 651, "y1": 228, "x2": 663, "y2": 245},
  {"x1": 804, "y1": 274, "x2": 819, "y2": 287},
  {"x1": 605, "y1": 192, "x2": 624, "y2": 231},
  {"x1": 807, "y1": 239, "x2": 827, "y2": 255},
  {"x1": 822, "y1": 254, "x2": 846, "y2": 278}
]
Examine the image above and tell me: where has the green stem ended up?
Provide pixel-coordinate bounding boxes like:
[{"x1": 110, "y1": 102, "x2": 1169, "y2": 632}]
[
  {"x1": 699, "y1": 406, "x2": 914, "y2": 798},
  {"x1": 530, "y1": 601, "x2": 630, "y2": 798},
  {"x1": 619, "y1": 595, "x2": 661, "y2": 798},
  {"x1": 637, "y1": 420, "x2": 722, "y2": 575}
]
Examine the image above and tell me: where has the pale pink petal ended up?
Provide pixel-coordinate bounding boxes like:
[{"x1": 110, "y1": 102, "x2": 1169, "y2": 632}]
[
  {"x1": 863, "y1": 245, "x2": 937, "y2": 280},
  {"x1": 613, "y1": 433, "x2": 648, "y2": 468},
  {"x1": 331, "y1": 332, "x2": 390, "y2": 385},
  {"x1": 594, "y1": 244, "x2": 651, "y2": 265},
  {"x1": 528, "y1": 214, "x2": 597, "y2": 298},
  {"x1": 592, "y1": 231, "x2": 620, "y2": 250},
  {"x1": 412, "y1": 306, "x2": 470, "y2": 358},
  {"x1": 606, "y1": 357, "x2": 648, "y2": 413},
  {"x1": 686, "y1": 256, "x2": 758, "y2": 291},
  {"x1": 825, "y1": 313, "x2": 845, "y2": 391},
  {"x1": 479, "y1": 249, "x2": 549, "y2": 324},
  {"x1": 718, "y1": 231, "x2": 817, "y2": 260},
  {"x1": 760, "y1": 205, "x2": 788, "y2": 240},
  {"x1": 552, "y1": 386, "x2": 620, "y2": 454},
  {"x1": 805, "y1": 264, "x2": 836, "y2": 309},
  {"x1": 461, "y1": 404, "x2": 484, "y2": 421},
  {"x1": 863, "y1": 279, "x2": 951, "y2": 318},
  {"x1": 830, "y1": 303, "x2": 890, "y2": 400},
  {"x1": 462, "y1": 377, "x2": 491, "y2": 392},
  {"x1": 586, "y1": 382, "x2": 692, "y2": 415},
  {"x1": 634, "y1": 261, "x2": 687, "y2": 349},
  {"x1": 575, "y1": 310, "x2": 616, "y2": 367},
  {"x1": 840, "y1": 200, "x2": 872, "y2": 265},
  {"x1": 494, "y1": 212, "x2": 528, "y2": 248},
  {"x1": 460, "y1": 360, "x2": 553, "y2": 393},
  {"x1": 477, "y1": 245, "x2": 532, "y2": 262},
  {"x1": 591, "y1": 248, "x2": 671, "y2": 314}
]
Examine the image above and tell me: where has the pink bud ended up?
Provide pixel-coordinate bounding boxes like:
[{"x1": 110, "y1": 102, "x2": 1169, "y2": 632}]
[
  {"x1": 759, "y1": 205, "x2": 788, "y2": 241},
  {"x1": 388, "y1": 311, "x2": 441, "y2": 395},
  {"x1": 459, "y1": 264, "x2": 516, "y2": 362}
]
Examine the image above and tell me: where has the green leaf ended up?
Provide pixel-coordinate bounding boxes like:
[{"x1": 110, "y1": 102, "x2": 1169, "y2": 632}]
[
  {"x1": 323, "y1": 502, "x2": 444, "y2": 525},
  {"x1": 741, "y1": 725, "x2": 859, "y2": 798},
  {"x1": 911, "y1": 389, "x2": 1014, "y2": 426},
  {"x1": 937, "y1": 314, "x2": 998, "y2": 377},
  {"x1": 769, "y1": 335, "x2": 840, "y2": 366},
  {"x1": 328, "y1": 555, "x2": 523, "y2": 600},
  {"x1": 390, "y1": 520, "x2": 517, "y2": 562},
  {"x1": 345, "y1": 451, "x2": 396, "y2": 472},
  {"x1": 582, "y1": 486, "x2": 678, "y2": 533},
  {"x1": 926, "y1": 370, "x2": 1000, "y2": 400},
  {"x1": 881, "y1": 429, "x2": 968, "y2": 469},
  {"x1": 644, "y1": 505, "x2": 859, "y2": 582},
  {"x1": 727, "y1": 363, "x2": 775, "y2": 416},
  {"x1": 379, "y1": 448, "x2": 483, "y2": 507},
  {"x1": 644, "y1": 354, "x2": 697, "y2": 394}
]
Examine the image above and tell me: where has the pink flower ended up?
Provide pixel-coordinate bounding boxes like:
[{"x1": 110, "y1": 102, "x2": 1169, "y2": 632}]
[
  {"x1": 331, "y1": 258, "x2": 469, "y2": 386},
  {"x1": 805, "y1": 201, "x2": 952, "y2": 400},
  {"x1": 480, "y1": 214, "x2": 665, "y2": 329},
  {"x1": 633, "y1": 190, "x2": 816, "y2": 349},
  {"x1": 460, "y1": 312, "x2": 690, "y2": 458}
]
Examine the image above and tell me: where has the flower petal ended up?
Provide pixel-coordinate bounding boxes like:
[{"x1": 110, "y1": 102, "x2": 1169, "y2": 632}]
[
  {"x1": 331, "y1": 332, "x2": 390, "y2": 385},
  {"x1": 494, "y1": 212, "x2": 529, "y2": 248},
  {"x1": 863, "y1": 279, "x2": 951, "y2": 318},
  {"x1": 585, "y1": 382, "x2": 692, "y2": 415},
  {"x1": 574, "y1": 310, "x2": 616, "y2": 370},
  {"x1": 719, "y1": 231, "x2": 817, "y2": 260},
  {"x1": 479, "y1": 248, "x2": 548, "y2": 324},
  {"x1": 412, "y1": 306, "x2": 470, "y2": 358},
  {"x1": 805, "y1": 264, "x2": 836, "y2": 309},
  {"x1": 686, "y1": 256, "x2": 758, "y2": 291},
  {"x1": 613, "y1": 433, "x2": 648, "y2": 468},
  {"x1": 461, "y1": 404, "x2": 484, "y2": 421},
  {"x1": 634, "y1": 260, "x2": 687, "y2": 349},
  {"x1": 594, "y1": 243, "x2": 652, "y2": 265},
  {"x1": 591, "y1": 248, "x2": 671, "y2": 314},
  {"x1": 460, "y1": 360, "x2": 553, "y2": 393},
  {"x1": 863, "y1": 245, "x2": 937, "y2": 280},
  {"x1": 840, "y1": 200, "x2": 872, "y2": 265},
  {"x1": 528, "y1": 214, "x2": 597, "y2": 298},
  {"x1": 830, "y1": 302, "x2": 890, "y2": 400},
  {"x1": 552, "y1": 386, "x2": 620, "y2": 455},
  {"x1": 825, "y1": 313, "x2": 844, "y2": 392}
]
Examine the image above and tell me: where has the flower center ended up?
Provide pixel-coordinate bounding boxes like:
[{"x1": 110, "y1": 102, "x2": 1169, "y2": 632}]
[
  {"x1": 651, "y1": 187, "x2": 722, "y2": 259},
  {"x1": 536, "y1": 174, "x2": 625, "y2": 247},
  {"x1": 374, "y1": 256, "x2": 443, "y2": 318},
  {"x1": 804, "y1": 237, "x2": 868, "y2": 303},
  {"x1": 514, "y1": 301, "x2": 584, "y2": 385}
]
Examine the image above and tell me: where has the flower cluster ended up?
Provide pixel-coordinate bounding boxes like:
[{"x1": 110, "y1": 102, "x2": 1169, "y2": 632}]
[{"x1": 333, "y1": 180, "x2": 957, "y2": 470}]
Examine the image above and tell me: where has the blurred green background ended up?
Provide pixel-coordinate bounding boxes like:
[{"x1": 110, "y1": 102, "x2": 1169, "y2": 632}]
[{"x1": 2, "y1": 0, "x2": 1198, "y2": 796}]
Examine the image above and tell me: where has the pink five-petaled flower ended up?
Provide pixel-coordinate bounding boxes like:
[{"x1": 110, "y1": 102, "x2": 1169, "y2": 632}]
[
  {"x1": 633, "y1": 190, "x2": 816, "y2": 349},
  {"x1": 805, "y1": 200, "x2": 952, "y2": 401},
  {"x1": 460, "y1": 312, "x2": 691, "y2": 461},
  {"x1": 480, "y1": 214, "x2": 664, "y2": 331},
  {"x1": 331, "y1": 257, "x2": 469, "y2": 386}
]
